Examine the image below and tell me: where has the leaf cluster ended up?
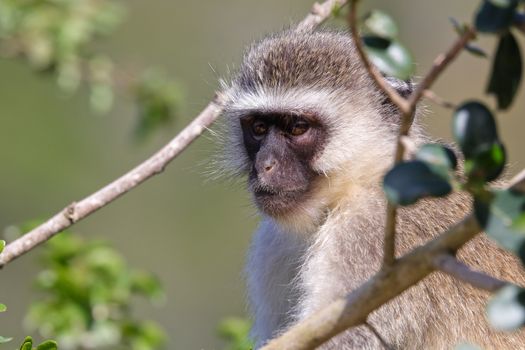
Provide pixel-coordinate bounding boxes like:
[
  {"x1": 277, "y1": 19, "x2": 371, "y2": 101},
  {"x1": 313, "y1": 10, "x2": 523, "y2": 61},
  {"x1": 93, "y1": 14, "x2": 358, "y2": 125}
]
[
  {"x1": 360, "y1": 10, "x2": 413, "y2": 80},
  {"x1": 379, "y1": 0, "x2": 525, "y2": 336},
  {"x1": 217, "y1": 317, "x2": 254, "y2": 350},
  {"x1": 0, "y1": 0, "x2": 184, "y2": 138},
  {"x1": 25, "y1": 231, "x2": 166, "y2": 350}
]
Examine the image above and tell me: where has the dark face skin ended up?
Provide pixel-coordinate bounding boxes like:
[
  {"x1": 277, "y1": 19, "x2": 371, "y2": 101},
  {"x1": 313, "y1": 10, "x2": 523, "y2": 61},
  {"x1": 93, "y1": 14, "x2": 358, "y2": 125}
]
[{"x1": 240, "y1": 112, "x2": 326, "y2": 217}]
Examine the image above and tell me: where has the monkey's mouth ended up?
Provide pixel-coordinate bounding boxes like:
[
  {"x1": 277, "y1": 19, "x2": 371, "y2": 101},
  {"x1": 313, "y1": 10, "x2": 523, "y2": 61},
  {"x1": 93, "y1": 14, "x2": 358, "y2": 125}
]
[{"x1": 251, "y1": 186, "x2": 306, "y2": 217}]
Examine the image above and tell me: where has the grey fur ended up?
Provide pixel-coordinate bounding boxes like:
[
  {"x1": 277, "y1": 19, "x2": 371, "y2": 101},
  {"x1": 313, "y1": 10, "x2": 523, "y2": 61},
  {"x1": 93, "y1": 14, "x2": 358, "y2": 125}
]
[{"x1": 220, "y1": 30, "x2": 525, "y2": 349}]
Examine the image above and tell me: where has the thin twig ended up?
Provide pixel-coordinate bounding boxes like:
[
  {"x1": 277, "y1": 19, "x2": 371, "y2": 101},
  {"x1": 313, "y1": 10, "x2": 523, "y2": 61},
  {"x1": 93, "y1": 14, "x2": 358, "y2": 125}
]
[
  {"x1": 260, "y1": 172, "x2": 525, "y2": 350},
  {"x1": 423, "y1": 90, "x2": 457, "y2": 110},
  {"x1": 433, "y1": 254, "x2": 507, "y2": 292},
  {"x1": 296, "y1": 0, "x2": 349, "y2": 32},
  {"x1": 347, "y1": 0, "x2": 404, "y2": 267},
  {"x1": 383, "y1": 203, "x2": 398, "y2": 266},
  {"x1": 507, "y1": 169, "x2": 525, "y2": 193},
  {"x1": 405, "y1": 27, "x2": 476, "y2": 128},
  {"x1": 388, "y1": 24, "x2": 474, "y2": 267},
  {"x1": 348, "y1": 0, "x2": 409, "y2": 114},
  {"x1": 0, "y1": 0, "x2": 348, "y2": 268},
  {"x1": 399, "y1": 136, "x2": 418, "y2": 157}
]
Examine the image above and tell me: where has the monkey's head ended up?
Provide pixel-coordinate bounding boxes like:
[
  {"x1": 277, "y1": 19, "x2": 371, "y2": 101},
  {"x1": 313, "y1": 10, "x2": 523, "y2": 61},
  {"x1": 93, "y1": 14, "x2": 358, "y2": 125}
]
[{"x1": 221, "y1": 30, "x2": 417, "y2": 231}]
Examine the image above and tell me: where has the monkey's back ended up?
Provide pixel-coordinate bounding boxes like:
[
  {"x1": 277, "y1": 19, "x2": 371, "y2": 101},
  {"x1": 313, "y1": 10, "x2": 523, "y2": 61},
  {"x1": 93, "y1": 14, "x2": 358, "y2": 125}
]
[{"x1": 310, "y1": 188, "x2": 525, "y2": 349}]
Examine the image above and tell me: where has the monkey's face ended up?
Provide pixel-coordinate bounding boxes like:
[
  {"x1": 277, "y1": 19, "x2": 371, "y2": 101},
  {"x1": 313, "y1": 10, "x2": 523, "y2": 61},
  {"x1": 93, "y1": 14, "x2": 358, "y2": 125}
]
[{"x1": 240, "y1": 112, "x2": 326, "y2": 217}]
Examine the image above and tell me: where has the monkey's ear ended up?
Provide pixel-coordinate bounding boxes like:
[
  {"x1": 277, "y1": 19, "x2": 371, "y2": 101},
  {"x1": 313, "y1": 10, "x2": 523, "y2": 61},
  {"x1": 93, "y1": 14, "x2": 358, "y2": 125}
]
[{"x1": 383, "y1": 76, "x2": 413, "y2": 99}]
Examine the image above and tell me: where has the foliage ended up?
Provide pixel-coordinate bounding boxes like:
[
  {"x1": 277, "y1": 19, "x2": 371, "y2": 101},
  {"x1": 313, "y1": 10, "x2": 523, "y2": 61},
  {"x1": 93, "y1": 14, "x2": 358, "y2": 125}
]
[
  {"x1": 360, "y1": 10, "x2": 413, "y2": 80},
  {"x1": 134, "y1": 69, "x2": 185, "y2": 140},
  {"x1": 217, "y1": 317, "x2": 253, "y2": 350},
  {"x1": 0, "y1": 0, "x2": 184, "y2": 137},
  {"x1": 0, "y1": 0, "x2": 124, "y2": 70},
  {"x1": 381, "y1": 0, "x2": 525, "y2": 342},
  {"x1": 0, "y1": 239, "x2": 13, "y2": 344},
  {"x1": 1, "y1": 241, "x2": 59, "y2": 347},
  {"x1": 475, "y1": 0, "x2": 524, "y2": 109},
  {"x1": 25, "y1": 231, "x2": 166, "y2": 350},
  {"x1": 18, "y1": 336, "x2": 57, "y2": 350}
]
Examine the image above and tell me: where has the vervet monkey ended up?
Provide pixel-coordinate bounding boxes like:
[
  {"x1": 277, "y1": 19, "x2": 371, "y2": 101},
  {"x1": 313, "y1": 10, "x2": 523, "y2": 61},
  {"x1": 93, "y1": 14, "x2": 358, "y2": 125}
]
[{"x1": 220, "y1": 30, "x2": 525, "y2": 349}]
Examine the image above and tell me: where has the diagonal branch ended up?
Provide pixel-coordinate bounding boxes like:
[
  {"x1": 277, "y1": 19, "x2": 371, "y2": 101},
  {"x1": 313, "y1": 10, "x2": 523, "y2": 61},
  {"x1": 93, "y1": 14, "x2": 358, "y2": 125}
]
[
  {"x1": 260, "y1": 171, "x2": 525, "y2": 350},
  {"x1": 0, "y1": 0, "x2": 349, "y2": 268},
  {"x1": 384, "y1": 27, "x2": 476, "y2": 267},
  {"x1": 0, "y1": 96, "x2": 224, "y2": 267},
  {"x1": 348, "y1": 0, "x2": 476, "y2": 268},
  {"x1": 404, "y1": 27, "x2": 476, "y2": 131}
]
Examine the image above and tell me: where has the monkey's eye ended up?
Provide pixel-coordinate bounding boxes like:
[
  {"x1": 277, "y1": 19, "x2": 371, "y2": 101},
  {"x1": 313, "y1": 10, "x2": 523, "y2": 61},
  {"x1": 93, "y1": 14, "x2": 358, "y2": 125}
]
[
  {"x1": 252, "y1": 119, "x2": 268, "y2": 137},
  {"x1": 290, "y1": 120, "x2": 310, "y2": 136}
]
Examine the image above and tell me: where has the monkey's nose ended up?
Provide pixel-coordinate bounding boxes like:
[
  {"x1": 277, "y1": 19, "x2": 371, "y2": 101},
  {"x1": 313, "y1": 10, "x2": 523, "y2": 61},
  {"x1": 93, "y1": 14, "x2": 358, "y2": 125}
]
[{"x1": 264, "y1": 159, "x2": 277, "y2": 173}]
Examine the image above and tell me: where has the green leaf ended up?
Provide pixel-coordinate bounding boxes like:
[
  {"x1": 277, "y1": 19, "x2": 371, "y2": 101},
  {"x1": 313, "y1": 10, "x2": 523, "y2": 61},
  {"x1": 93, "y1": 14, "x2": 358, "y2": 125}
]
[
  {"x1": 0, "y1": 303, "x2": 6, "y2": 312},
  {"x1": 487, "y1": 284, "x2": 525, "y2": 331},
  {"x1": 475, "y1": 189, "x2": 525, "y2": 258},
  {"x1": 365, "y1": 39, "x2": 414, "y2": 80},
  {"x1": 383, "y1": 161, "x2": 452, "y2": 206},
  {"x1": 486, "y1": 31, "x2": 522, "y2": 110},
  {"x1": 452, "y1": 101, "x2": 499, "y2": 158},
  {"x1": 0, "y1": 336, "x2": 13, "y2": 344},
  {"x1": 464, "y1": 141, "x2": 506, "y2": 182},
  {"x1": 217, "y1": 317, "x2": 254, "y2": 350},
  {"x1": 415, "y1": 144, "x2": 458, "y2": 180},
  {"x1": 130, "y1": 271, "x2": 164, "y2": 301},
  {"x1": 362, "y1": 10, "x2": 399, "y2": 40},
  {"x1": 465, "y1": 43, "x2": 489, "y2": 58},
  {"x1": 362, "y1": 36, "x2": 390, "y2": 50},
  {"x1": 134, "y1": 69, "x2": 184, "y2": 140},
  {"x1": 19, "y1": 336, "x2": 33, "y2": 350},
  {"x1": 36, "y1": 340, "x2": 58, "y2": 350},
  {"x1": 0, "y1": 240, "x2": 5, "y2": 254},
  {"x1": 89, "y1": 56, "x2": 114, "y2": 114},
  {"x1": 475, "y1": 0, "x2": 519, "y2": 33},
  {"x1": 450, "y1": 18, "x2": 488, "y2": 58}
]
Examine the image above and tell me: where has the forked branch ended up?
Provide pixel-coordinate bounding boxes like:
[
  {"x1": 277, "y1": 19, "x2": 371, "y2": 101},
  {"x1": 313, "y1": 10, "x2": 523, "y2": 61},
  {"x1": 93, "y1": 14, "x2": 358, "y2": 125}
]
[{"x1": 348, "y1": 0, "x2": 475, "y2": 267}]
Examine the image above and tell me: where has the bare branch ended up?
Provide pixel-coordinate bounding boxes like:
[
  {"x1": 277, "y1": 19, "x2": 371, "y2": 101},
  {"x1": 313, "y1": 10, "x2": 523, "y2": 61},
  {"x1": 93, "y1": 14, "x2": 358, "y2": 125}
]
[
  {"x1": 382, "y1": 27, "x2": 475, "y2": 266},
  {"x1": 0, "y1": 0, "x2": 348, "y2": 268},
  {"x1": 399, "y1": 136, "x2": 418, "y2": 157},
  {"x1": 423, "y1": 90, "x2": 457, "y2": 110},
  {"x1": 405, "y1": 27, "x2": 476, "y2": 128},
  {"x1": 383, "y1": 203, "x2": 398, "y2": 266},
  {"x1": 296, "y1": 0, "x2": 348, "y2": 32},
  {"x1": 433, "y1": 254, "x2": 507, "y2": 292},
  {"x1": 0, "y1": 96, "x2": 224, "y2": 267},
  {"x1": 508, "y1": 168, "x2": 525, "y2": 193},
  {"x1": 346, "y1": 0, "x2": 408, "y2": 268},
  {"x1": 348, "y1": 0, "x2": 410, "y2": 115},
  {"x1": 260, "y1": 172, "x2": 525, "y2": 350}
]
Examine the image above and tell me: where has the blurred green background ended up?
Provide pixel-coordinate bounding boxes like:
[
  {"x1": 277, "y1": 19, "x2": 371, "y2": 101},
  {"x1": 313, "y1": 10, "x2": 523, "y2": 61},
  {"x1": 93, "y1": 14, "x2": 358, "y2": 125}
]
[{"x1": 0, "y1": 0, "x2": 524, "y2": 349}]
